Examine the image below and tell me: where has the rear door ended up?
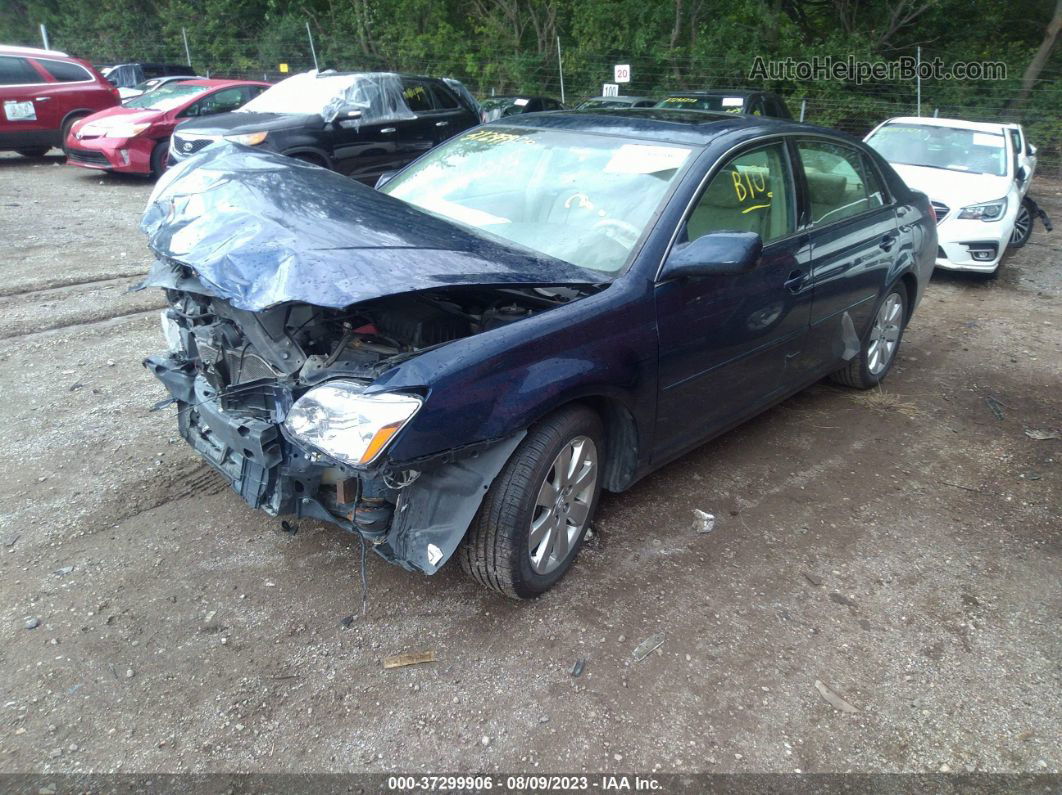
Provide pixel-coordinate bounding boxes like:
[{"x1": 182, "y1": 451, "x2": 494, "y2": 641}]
[
  {"x1": 795, "y1": 138, "x2": 898, "y2": 374},
  {"x1": 424, "y1": 80, "x2": 474, "y2": 144},
  {"x1": 653, "y1": 140, "x2": 813, "y2": 462},
  {"x1": 0, "y1": 55, "x2": 59, "y2": 146}
]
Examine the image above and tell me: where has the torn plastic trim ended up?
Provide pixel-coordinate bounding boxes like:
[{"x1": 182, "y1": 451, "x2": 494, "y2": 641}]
[
  {"x1": 375, "y1": 431, "x2": 525, "y2": 574},
  {"x1": 144, "y1": 351, "x2": 524, "y2": 575}
]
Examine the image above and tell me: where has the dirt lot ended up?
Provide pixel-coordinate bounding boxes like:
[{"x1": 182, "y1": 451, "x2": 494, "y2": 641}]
[{"x1": 0, "y1": 152, "x2": 1059, "y2": 776}]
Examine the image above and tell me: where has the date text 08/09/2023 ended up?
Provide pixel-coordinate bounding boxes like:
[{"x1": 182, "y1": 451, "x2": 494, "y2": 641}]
[{"x1": 386, "y1": 775, "x2": 663, "y2": 791}]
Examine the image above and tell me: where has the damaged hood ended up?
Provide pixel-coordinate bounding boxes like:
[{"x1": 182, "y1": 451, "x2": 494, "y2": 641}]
[{"x1": 140, "y1": 145, "x2": 603, "y2": 311}]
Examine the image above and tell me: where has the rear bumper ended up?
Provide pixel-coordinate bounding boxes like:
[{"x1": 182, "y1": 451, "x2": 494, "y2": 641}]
[
  {"x1": 65, "y1": 134, "x2": 156, "y2": 173},
  {"x1": 144, "y1": 353, "x2": 522, "y2": 575}
]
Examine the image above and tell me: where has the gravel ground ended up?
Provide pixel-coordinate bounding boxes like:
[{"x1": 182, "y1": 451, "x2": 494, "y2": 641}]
[{"x1": 0, "y1": 151, "x2": 1059, "y2": 776}]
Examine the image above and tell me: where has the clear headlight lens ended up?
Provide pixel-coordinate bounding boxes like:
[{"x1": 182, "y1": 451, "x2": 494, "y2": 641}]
[
  {"x1": 283, "y1": 381, "x2": 422, "y2": 466},
  {"x1": 957, "y1": 198, "x2": 1007, "y2": 221},
  {"x1": 224, "y1": 131, "x2": 268, "y2": 146},
  {"x1": 108, "y1": 122, "x2": 151, "y2": 138}
]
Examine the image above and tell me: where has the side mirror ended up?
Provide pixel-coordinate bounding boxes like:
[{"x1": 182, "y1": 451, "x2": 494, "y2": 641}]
[
  {"x1": 375, "y1": 171, "x2": 398, "y2": 189},
  {"x1": 325, "y1": 105, "x2": 363, "y2": 124},
  {"x1": 1027, "y1": 143, "x2": 1037, "y2": 156},
  {"x1": 661, "y1": 232, "x2": 763, "y2": 280}
]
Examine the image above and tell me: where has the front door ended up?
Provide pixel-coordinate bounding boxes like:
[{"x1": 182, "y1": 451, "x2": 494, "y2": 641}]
[{"x1": 653, "y1": 141, "x2": 813, "y2": 463}]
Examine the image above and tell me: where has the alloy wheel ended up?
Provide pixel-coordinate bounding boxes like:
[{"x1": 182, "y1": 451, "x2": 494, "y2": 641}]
[
  {"x1": 528, "y1": 435, "x2": 598, "y2": 575},
  {"x1": 1010, "y1": 203, "x2": 1031, "y2": 245},
  {"x1": 867, "y1": 293, "x2": 903, "y2": 376}
]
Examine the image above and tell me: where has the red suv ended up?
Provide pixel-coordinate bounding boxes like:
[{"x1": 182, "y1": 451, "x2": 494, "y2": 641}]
[{"x1": 0, "y1": 45, "x2": 119, "y2": 157}]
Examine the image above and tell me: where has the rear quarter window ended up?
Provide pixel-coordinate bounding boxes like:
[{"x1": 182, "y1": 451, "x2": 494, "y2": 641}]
[
  {"x1": 35, "y1": 58, "x2": 92, "y2": 82},
  {"x1": 0, "y1": 56, "x2": 45, "y2": 85}
]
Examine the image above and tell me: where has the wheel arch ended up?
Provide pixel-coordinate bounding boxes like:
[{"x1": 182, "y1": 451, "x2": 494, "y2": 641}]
[
  {"x1": 530, "y1": 393, "x2": 641, "y2": 494},
  {"x1": 284, "y1": 147, "x2": 332, "y2": 169}
]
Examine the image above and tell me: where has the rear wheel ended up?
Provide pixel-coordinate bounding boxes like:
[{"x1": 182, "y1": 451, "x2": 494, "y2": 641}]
[
  {"x1": 459, "y1": 406, "x2": 604, "y2": 599},
  {"x1": 1009, "y1": 198, "x2": 1033, "y2": 249},
  {"x1": 830, "y1": 286, "x2": 907, "y2": 389},
  {"x1": 16, "y1": 147, "x2": 49, "y2": 158}
]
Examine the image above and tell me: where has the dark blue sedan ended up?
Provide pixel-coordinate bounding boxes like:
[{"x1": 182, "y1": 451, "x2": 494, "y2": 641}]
[{"x1": 141, "y1": 109, "x2": 936, "y2": 598}]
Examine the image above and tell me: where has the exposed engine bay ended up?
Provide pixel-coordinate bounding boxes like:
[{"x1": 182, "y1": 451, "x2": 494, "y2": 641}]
[{"x1": 145, "y1": 265, "x2": 592, "y2": 573}]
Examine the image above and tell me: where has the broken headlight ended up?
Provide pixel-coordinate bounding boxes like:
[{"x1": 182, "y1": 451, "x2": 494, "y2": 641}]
[
  {"x1": 283, "y1": 381, "x2": 422, "y2": 467},
  {"x1": 958, "y1": 198, "x2": 1006, "y2": 221},
  {"x1": 160, "y1": 310, "x2": 182, "y2": 353}
]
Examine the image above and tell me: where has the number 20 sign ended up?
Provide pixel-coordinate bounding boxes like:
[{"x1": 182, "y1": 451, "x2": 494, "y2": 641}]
[{"x1": 613, "y1": 64, "x2": 630, "y2": 83}]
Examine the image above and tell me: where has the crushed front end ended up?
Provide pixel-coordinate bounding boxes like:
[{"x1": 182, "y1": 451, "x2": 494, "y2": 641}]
[{"x1": 143, "y1": 262, "x2": 583, "y2": 573}]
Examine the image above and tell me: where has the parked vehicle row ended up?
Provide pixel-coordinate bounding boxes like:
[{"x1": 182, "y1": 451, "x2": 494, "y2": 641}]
[{"x1": 3, "y1": 44, "x2": 1047, "y2": 598}]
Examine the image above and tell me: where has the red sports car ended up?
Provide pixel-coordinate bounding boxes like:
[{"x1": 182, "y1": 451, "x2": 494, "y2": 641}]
[{"x1": 65, "y1": 78, "x2": 269, "y2": 176}]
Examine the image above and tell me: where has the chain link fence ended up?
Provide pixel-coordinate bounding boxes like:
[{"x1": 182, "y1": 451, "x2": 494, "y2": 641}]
[{"x1": 67, "y1": 29, "x2": 1062, "y2": 176}]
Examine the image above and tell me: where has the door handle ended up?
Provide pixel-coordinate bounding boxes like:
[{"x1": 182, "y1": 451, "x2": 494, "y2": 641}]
[
  {"x1": 783, "y1": 270, "x2": 806, "y2": 293},
  {"x1": 380, "y1": 127, "x2": 396, "y2": 134},
  {"x1": 34, "y1": 96, "x2": 51, "y2": 102},
  {"x1": 435, "y1": 120, "x2": 449, "y2": 127},
  {"x1": 879, "y1": 233, "x2": 897, "y2": 252}
]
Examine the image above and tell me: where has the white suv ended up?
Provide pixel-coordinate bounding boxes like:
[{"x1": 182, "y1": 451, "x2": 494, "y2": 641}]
[{"x1": 865, "y1": 116, "x2": 1037, "y2": 276}]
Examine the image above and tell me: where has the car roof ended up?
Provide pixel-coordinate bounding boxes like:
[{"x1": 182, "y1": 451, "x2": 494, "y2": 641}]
[
  {"x1": 495, "y1": 107, "x2": 837, "y2": 147},
  {"x1": 583, "y1": 96, "x2": 654, "y2": 102},
  {"x1": 661, "y1": 89, "x2": 765, "y2": 98},
  {"x1": 178, "y1": 78, "x2": 270, "y2": 88},
  {"x1": 881, "y1": 116, "x2": 1008, "y2": 135},
  {"x1": 0, "y1": 45, "x2": 71, "y2": 57}
]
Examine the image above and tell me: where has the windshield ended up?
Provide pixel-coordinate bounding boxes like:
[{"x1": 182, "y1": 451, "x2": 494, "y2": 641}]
[
  {"x1": 236, "y1": 72, "x2": 412, "y2": 121},
  {"x1": 480, "y1": 98, "x2": 529, "y2": 122},
  {"x1": 578, "y1": 99, "x2": 630, "y2": 109},
  {"x1": 656, "y1": 95, "x2": 746, "y2": 112},
  {"x1": 866, "y1": 123, "x2": 1008, "y2": 177},
  {"x1": 382, "y1": 127, "x2": 693, "y2": 275},
  {"x1": 124, "y1": 83, "x2": 207, "y2": 111}
]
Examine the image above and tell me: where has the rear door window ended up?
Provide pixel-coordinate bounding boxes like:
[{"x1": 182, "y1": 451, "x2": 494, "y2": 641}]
[
  {"x1": 428, "y1": 83, "x2": 459, "y2": 110},
  {"x1": 685, "y1": 142, "x2": 796, "y2": 244},
  {"x1": 796, "y1": 140, "x2": 887, "y2": 226},
  {"x1": 36, "y1": 58, "x2": 91, "y2": 82},
  {"x1": 0, "y1": 56, "x2": 45, "y2": 85},
  {"x1": 401, "y1": 80, "x2": 434, "y2": 112}
]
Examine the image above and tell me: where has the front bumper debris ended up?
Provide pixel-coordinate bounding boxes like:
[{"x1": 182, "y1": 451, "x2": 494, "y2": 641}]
[{"x1": 145, "y1": 353, "x2": 522, "y2": 574}]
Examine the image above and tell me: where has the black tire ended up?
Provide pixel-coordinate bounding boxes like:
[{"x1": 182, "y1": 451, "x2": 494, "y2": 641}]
[
  {"x1": 60, "y1": 114, "x2": 86, "y2": 158},
  {"x1": 150, "y1": 140, "x2": 169, "y2": 178},
  {"x1": 830, "y1": 284, "x2": 908, "y2": 389},
  {"x1": 16, "y1": 147, "x2": 49, "y2": 158},
  {"x1": 1008, "y1": 198, "x2": 1033, "y2": 250},
  {"x1": 459, "y1": 405, "x2": 604, "y2": 599}
]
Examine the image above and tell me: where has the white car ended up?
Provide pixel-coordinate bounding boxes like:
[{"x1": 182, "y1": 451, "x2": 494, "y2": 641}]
[{"x1": 865, "y1": 116, "x2": 1035, "y2": 276}]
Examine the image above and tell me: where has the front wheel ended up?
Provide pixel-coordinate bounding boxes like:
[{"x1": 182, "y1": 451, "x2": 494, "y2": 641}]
[
  {"x1": 459, "y1": 406, "x2": 604, "y2": 599},
  {"x1": 150, "y1": 141, "x2": 169, "y2": 178},
  {"x1": 830, "y1": 286, "x2": 907, "y2": 389},
  {"x1": 1009, "y1": 198, "x2": 1033, "y2": 249}
]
